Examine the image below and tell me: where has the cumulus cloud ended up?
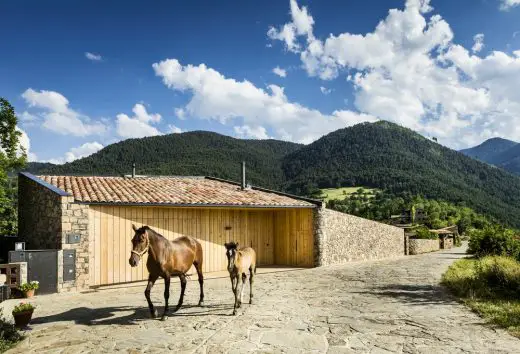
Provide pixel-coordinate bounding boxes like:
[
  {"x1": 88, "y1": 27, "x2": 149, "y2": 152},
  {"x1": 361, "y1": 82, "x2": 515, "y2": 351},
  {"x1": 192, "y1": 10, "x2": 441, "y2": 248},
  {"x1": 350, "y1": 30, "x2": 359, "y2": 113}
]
[
  {"x1": 64, "y1": 142, "x2": 103, "y2": 162},
  {"x1": 85, "y1": 52, "x2": 102, "y2": 61},
  {"x1": 116, "y1": 103, "x2": 162, "y2": 139},
  {"x1": 267, "y1": 0, "x2": 520, "y2": 148},
  {"x1": 472, "y1": 34, "x2": 485, "y2": 53},
  {"x1": 22, "y1": 88, "x2": 106, "y2": 136},
  {"x1": 46, "y1": 141, "x2": 103, "y2": 164},
  {"x1": 499, "y1": 0, "x2": 520, "y2": 11},
  {"x1": 267, "y1": 0, "x2": 314, "y2": 52},
  {"x1": 174, "y1": 107, "x2": 186, "y2": 120},
  {"x1": 234, "y1": 125, "x2": 270, "y2": 139},
  {"x1": 153, "y1": 58, "x2": 377, "y2": 143},
  {"x1": 18, "y1": 128, "x2": 37, "y2": 161},
  {"x1": 168, "y1": 124, "x2": 182, "y2": 134},
  {"x1": 272, "y1": 66, "x2": 287, "y2": 77},
  {"x1": 320, "y1": 86, "x2": 332, "y2": 95}
]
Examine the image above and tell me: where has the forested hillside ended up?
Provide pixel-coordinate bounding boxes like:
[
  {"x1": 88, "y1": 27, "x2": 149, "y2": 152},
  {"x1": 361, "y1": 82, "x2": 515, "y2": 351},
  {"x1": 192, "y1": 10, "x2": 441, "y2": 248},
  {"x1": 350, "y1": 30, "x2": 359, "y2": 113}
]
[
  {"x1": 28, "y1": 131, "x2": 301, "y2": 189},
  {"x1": 23, "y1": 121, "x2": 520, "y2": 228},
  {"x1": 282, "y1": 121, "x2": 520, "y2": 228}
]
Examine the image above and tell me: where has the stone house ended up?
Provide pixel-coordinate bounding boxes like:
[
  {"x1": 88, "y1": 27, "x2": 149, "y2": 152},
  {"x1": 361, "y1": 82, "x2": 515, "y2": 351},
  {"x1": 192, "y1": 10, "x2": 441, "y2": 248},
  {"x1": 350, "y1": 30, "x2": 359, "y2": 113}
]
[{"x1": 17, "y1": 172, "x2": 404, "y2": 293}]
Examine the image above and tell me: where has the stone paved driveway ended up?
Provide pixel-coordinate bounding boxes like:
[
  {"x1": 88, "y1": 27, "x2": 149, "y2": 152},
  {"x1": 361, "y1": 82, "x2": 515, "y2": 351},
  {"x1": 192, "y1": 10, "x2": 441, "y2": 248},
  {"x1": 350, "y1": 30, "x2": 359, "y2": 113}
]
[{"x1": 3, "y1": 244, "x2": 520, "y2": 353}]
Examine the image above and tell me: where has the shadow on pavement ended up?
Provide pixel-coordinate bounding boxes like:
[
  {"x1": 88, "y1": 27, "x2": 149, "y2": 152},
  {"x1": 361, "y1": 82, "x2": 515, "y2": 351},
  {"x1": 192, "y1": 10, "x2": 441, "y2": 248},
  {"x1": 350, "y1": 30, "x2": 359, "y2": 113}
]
[
  {"x1": 30, "y1": 303, "x2": 234, "y2": 326},
  {"x1": 353, "y1": 283, "x2": 457, "y2": 306}
]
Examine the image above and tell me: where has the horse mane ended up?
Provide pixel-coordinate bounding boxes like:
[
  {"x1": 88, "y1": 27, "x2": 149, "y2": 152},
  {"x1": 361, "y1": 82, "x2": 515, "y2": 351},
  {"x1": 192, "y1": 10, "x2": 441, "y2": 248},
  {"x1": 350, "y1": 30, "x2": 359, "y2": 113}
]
[
  {"x1": 224, "y1": 241, "x2": 239, "y2": 250},
  {"x1": 138, "y1": 226, "x2": 167, "y2": 241}
]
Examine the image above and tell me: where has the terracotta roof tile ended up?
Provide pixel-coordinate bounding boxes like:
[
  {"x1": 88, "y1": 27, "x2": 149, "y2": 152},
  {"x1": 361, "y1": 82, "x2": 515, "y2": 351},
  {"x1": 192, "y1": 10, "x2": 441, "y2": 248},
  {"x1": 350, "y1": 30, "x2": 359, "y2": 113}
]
[{"x1": 37, "y1": 176, "x2": 314, "y2": 208}]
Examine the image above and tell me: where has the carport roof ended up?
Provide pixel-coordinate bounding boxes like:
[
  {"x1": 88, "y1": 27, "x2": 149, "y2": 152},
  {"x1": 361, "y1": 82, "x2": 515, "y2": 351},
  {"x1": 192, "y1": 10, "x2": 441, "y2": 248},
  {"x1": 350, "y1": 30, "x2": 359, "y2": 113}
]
[{"x1": 22, "y1": 173, "x2": 319, "y2": 208}]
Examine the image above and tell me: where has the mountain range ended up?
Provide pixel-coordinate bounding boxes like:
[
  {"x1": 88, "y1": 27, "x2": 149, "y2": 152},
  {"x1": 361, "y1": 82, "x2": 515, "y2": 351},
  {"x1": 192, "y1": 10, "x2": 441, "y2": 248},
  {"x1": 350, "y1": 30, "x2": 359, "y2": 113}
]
[
  {"x1": 23, "y1": 121, "x2": 520, "y2": 228},
  {"x1": 460, "y1": 137, "x2": 520, "y2": 175}
]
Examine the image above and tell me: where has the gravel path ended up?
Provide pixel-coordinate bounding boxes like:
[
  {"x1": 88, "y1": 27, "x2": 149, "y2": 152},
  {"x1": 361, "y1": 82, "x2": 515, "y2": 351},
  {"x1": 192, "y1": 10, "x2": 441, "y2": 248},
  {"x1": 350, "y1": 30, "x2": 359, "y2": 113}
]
[{"x1": 3, "y1": 244, "x2": 519, "y2": 353}]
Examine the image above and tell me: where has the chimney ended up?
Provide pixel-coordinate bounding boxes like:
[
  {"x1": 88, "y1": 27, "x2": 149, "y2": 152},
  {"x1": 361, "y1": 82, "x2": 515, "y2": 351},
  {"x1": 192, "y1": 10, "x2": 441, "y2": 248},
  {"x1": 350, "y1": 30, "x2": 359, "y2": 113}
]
[
  {"x1": 132, "y1": 163, "x2": 136, "y2": 178},
  {"x1": 241, "y1": 161, "x2": 246, "y2": 190}
]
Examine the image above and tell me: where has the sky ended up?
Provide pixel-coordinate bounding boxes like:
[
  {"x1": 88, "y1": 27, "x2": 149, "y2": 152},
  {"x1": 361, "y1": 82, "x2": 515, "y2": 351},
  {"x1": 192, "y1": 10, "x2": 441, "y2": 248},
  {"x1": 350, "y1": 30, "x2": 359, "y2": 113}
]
[{"x1": 1, "y1": 0, "x2": 520, "y2": 163}]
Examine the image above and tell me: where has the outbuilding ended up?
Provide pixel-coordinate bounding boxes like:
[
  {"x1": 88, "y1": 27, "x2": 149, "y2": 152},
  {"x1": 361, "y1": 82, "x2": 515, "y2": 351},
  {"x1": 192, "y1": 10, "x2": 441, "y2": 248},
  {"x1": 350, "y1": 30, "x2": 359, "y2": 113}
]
[{"x1": 17, "y1": 169, "x2": 405, "y2": 293}]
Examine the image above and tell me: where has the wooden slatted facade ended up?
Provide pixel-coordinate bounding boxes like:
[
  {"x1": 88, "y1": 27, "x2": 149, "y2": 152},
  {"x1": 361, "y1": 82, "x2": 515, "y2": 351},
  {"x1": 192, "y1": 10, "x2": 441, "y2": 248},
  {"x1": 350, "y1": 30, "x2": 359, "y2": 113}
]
[{"x1": 89, "y1": 206, "x2": 314, "y2": 286}]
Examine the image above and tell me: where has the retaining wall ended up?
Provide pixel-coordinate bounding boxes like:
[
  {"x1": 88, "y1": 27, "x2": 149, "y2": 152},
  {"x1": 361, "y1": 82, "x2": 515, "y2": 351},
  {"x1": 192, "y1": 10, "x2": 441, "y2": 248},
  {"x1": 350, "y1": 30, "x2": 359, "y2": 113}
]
[
  {"x1": 408, "y1": 238, "x2": 440, "y2": 255},
  {"x1": 314, "y1": 207, "x2": 405, "y2": 266}
]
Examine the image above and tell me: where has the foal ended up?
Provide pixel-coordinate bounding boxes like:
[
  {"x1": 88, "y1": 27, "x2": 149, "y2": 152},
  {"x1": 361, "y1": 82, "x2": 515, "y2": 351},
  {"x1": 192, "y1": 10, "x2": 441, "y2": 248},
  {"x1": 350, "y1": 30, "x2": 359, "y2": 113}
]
[
  {"x1": 129, "y1": 225, "x2": 204, "y2": 320},
  {"x1": 224, "y1": 242, "x2": 256, "y2": 315}
]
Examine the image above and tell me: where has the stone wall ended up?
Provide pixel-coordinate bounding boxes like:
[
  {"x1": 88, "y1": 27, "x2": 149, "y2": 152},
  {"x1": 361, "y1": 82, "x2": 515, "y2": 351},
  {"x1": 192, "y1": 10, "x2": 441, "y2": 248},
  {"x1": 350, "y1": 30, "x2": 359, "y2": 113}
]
[
  {"x1": 18, "y1": 174, "x2": 63, "y2": 249},
  {"x1": 18, "y1": 174, "x2": 90, "y2": 293},
  {"x1": 314, "y1": 207, "x2": 405, "y2": 266},
  {"x1": 408, "y1": 238, "x2": 440, "y2": 255},
  {"x1": 58, "y1": 197, "x2": 90, "y2": 292}
]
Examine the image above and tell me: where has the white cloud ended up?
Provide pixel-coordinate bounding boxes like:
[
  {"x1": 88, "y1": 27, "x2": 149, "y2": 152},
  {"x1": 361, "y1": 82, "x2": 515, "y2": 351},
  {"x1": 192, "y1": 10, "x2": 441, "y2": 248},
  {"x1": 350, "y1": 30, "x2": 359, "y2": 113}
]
[
  {"x1": 168, "y1": 124, "x2": 182, "y2": 134},
  {"x1": 320, "y1": 86, "x2": 332, "y2": 95},
  {"x1": 174, "y1": 107, "x2": 186, "y2": 120},
  {"x1": 116, "y1": 104, "x2": 162, "y2": 139},
  {"x1": 267, "y1": 0, "x2": 315, "y2": 52},
  {"x1": 22, "y1": 88, "x2": 106, "y2": 136},
  {"x1": 472, "y1": 33, "x2": 484, "y2": 53},
  {"x1": 46, "y1": 141, "x2": 103, "y2": 164},
  {"x1": 272, "y1": 66, "x2": 287, "y2": 77},
  {"x1": 64, "y1": 142, "x2": 103, "y2": 162},
  {"x1": 20, "y1": 111, "x2": 39, "y2": 123},
  {"x1": 268, "y1": 0, "x2": 520, "y2": 148},
  {"x1": 85, "y1": 52, "x2": 102, "y2": 61},
  {"x1": 234, "y1": 125, "x2": 270, "y2": 139},
  {"x1": 17, "y1": 128, "x2": 37, "y2": 161},
  {"x1": 499, "y1": 0, "x2": 520, "y2": 11},
  {"x1": 153, "y1": 58, "x2": 377, "y2": 144}
]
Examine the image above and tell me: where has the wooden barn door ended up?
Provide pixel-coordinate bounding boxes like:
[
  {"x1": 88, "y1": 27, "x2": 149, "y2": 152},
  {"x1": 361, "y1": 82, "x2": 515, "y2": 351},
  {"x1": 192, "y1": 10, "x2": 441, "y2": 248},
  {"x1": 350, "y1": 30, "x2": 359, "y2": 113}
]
[{"x1": 274, "y1": 209, "x2": 314, "y2": 267}]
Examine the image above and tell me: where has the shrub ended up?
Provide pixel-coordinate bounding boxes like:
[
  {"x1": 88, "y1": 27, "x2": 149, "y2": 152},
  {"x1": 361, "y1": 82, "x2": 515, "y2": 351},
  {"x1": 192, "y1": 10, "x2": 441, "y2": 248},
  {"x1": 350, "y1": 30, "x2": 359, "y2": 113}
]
[
  {"x1": 0, "y1": 309, "x2": 23, "y2": 352},
  {"x1": 442, "y1": 256, "x2": 520, "y2": 337},
  {"x1": 413, "y1": 225, "x2": 437, "y2": 240},
  {"x1": 475, "y1": 257, "x2": 520, "y2": 298},
  {"x1": 468, "y1": 227, "x2": 520, "y2": 260}
]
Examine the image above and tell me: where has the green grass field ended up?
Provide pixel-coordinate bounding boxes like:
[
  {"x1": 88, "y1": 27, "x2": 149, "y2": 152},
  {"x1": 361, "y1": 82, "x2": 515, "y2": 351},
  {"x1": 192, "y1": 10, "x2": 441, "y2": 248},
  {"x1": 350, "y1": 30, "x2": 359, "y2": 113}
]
[{"x1": 320, "y1": 187, "x2": 378, "y2": 202}]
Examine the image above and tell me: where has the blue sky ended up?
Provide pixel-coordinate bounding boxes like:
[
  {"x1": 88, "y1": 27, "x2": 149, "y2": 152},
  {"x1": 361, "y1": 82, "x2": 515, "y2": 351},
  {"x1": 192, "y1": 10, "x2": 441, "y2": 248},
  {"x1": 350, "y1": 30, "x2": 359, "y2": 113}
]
[{"x1": 1, "y1": 0, "x2": 520, "y2": 163}]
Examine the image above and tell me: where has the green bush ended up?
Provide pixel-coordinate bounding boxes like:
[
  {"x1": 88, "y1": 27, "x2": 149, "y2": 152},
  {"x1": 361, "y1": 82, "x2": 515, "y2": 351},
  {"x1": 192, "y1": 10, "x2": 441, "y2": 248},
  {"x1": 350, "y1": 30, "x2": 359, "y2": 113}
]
[
  {"x1": 468, "y1": 227, "x2": 520, "y2": 260},
  {"x1": 413, "y1": 225, "x2": 438, "y2": 240},
  {"x1": 0, "y1": 309, "x2": 23, "y2": 353},
  {"x1": 442, "y1": 256, "x2": 520, "y2": 337},
  {"x1": 475, "y1": 256, "x2": 520, "y2": 297}
]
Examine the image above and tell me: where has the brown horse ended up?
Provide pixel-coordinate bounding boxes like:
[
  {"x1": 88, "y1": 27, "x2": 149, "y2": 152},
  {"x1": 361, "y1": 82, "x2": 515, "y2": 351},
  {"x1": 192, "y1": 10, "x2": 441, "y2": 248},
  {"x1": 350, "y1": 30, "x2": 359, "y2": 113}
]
[
  {"x1": 129, "y1": 225, "x2": 204, "y2": 320},
  {"x1": 224, "y1": 242, "x2": 256, "y2": 315}
]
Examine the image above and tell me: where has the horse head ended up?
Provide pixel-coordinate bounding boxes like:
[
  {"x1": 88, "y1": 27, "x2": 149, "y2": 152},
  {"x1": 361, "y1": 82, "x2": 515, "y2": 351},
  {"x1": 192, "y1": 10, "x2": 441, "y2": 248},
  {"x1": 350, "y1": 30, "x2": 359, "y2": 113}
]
[
  {"x1": 129, "y1": 224, "x2": 150, "y2": 267},
  {"x1": 224, "y1": 241, "x2": 239, "y2": 273}
]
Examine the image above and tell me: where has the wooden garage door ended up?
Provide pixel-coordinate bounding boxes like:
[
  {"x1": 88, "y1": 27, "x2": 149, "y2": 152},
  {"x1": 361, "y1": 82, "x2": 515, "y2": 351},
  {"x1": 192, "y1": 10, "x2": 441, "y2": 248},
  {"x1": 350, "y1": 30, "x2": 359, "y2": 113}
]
[
  {"x1": 89, "y1": 206, "x2": 276, "y2": 286},
  {"x1": 274, "y1": 209, "x2": 314, "y2": 267}
]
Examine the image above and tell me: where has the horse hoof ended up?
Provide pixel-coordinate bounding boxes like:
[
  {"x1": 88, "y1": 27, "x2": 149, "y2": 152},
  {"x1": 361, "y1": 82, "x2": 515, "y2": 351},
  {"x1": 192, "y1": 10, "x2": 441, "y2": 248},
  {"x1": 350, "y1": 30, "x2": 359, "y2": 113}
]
[
  {"x1": 151, "y1": 310, "x2": 158, "y2": 319},
  {"x1": 232, "y1": 311, "x2": 237, "y2": 316},
  {"x1": 160, "y1": 316, "x2": 168, "y2": 321},
  {"x1": 198, "y1": 301, "x2": 204, "y2": 307}
]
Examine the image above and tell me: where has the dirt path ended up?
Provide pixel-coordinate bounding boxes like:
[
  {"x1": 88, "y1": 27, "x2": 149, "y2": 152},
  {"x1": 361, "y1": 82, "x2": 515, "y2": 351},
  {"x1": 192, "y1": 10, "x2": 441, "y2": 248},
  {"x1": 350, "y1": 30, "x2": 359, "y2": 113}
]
[{"x1": 3, "y1": 244, "x2": 519, "y2": 353}]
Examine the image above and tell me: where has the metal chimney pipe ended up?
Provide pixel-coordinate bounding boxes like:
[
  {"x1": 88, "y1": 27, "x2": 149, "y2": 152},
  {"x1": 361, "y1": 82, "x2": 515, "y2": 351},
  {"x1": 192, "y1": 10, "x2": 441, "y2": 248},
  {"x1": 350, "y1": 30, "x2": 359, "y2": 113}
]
[
  {"x1": 241, "y1": 161, "x2": 246, "y2": 190},
  {"x1": 132, "y1": 163, "x2": 136, "y2": 178}
]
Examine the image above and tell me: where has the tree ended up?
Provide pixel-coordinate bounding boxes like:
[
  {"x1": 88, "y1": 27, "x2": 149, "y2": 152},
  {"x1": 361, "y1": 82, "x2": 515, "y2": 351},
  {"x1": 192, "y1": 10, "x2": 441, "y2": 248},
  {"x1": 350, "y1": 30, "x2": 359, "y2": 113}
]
[{"x1": 0, "y1": 98, "x2": 26, "y2": 236}]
